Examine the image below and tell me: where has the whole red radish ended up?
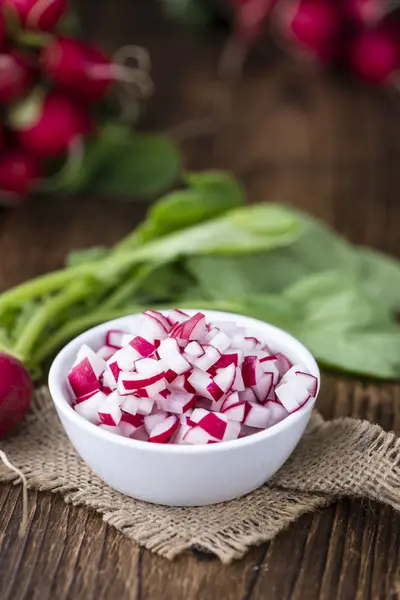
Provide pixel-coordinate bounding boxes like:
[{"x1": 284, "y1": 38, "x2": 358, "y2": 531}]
[
  {"x1": 41, "y1": 37, "x2": 114, "y2": 104},
  {"x1": 0, "y1": 51, "x2": 34, "y2": 103},
  {"x1": 272, "y1": 0, "x2": 342, "y2": 63},
  {"x1": 0, "y1": 353, "x2": 32, "y2": 437},
  {"x1": 228, "y1": 0, "x2": 278, "y2": 41},
  {"x1": 1, "y1": 0, "x2": 67, "y2": 31},
  {"x1": 0, "y1": 149, "x2": 41, "y2": 199},
  {"x1": 11, "y1": 90, "x2": 90, "y2": 156},
  {"x1": 349, "y1": 25, "x2": 400, "y2": 84},
  {"x1": 342, "y1": 0, "x2": 395, "y2": 26},
  {"x1": 0, "y1": 12, "x2": 6, "y2": 49}
]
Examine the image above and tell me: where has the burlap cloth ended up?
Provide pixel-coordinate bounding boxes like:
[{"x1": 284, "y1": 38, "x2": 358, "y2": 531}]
[{"x1": 1, "y1": 387, "x2": 400, "y2": 563}]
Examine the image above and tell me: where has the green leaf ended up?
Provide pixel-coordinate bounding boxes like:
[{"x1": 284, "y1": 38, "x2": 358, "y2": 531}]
[
  {"x1": 128, "y1": 171, "x2": 245, "y2": 247},
  {"x1": 357, "y1": 247, "x2": 400, "y2": 313},
  {"x1": 89, "y1": 132, "x2": 181, "y2": 199},
  {"x1": 66, "y1": 247, "x2": 110, "y2": 268}
]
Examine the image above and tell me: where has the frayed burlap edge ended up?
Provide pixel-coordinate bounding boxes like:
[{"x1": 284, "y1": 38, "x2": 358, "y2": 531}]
[{"x1": 1, "y1": 387, "x2": 399, "y2": 563}]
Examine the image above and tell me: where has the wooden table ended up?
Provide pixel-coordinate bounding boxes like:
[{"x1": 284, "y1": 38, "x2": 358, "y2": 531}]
[{"x1": 1, "y1": 1, "x2": 400, "y2": 598}]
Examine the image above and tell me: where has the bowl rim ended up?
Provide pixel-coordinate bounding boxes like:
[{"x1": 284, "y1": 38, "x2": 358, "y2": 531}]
[{"x1": 48, "y1": 309, "x2": 320, "y2": 454}]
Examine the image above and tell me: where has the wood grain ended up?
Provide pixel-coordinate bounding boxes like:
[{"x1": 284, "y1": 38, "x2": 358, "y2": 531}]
[{"x1": 0, "y1": 0, "x2": 400, "y2": 598}]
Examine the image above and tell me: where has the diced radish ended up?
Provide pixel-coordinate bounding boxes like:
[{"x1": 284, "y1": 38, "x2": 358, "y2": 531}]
[
  {"x1": 101, "y1": 368, "x2": 117, "y2": 391},
  {"x1": 252, "y1": 373, "x2": 273, "y2": 403},
  {"x1": 295, "y1": 371, "x2": 318, "y2": 396},
  {"x1": 98, "y1": 390, "x2": 122, "y2": 426},
  {"x1": 165, "y1": 369, "x2": 178, "y2": 383},
  {"x1": 275, "y1": 352, "x2": 292, "y2": 376},
  {"x1": 143, "y1": 309, "x2": 171, "y2": 332},
  {"x1": 75, "y1": 390, "x2": 98, "y2": 404},
  {"x1": 280, "y1": 364, "x2": 306, "y2": 383},
  {"x1": 158, "y1": 338, "x2": 191, "y2": 375},
  {"x1": 98, "y1": 424, "x2": 124, "y2": 436},
  {"x1": 210, "y1": 321, "x2": 238, "y2": 336},
  {"x1": 134, "y1": 379, "x2": 166, "y2": 398},
  {"x1": 243, "y1": 402, "x2": 270, "y2": 429},
  {"x1": 121, "y1": 412, "x2": 145, "y2": 427},
  {"x1": 74, "y1": 344, "x2": 106, "y2": 377},
  {"x1": 183, "y1": 425, "x2": 216, "y2": 445},
  {"x1": 172, "y1": 419, "x2": 192, "y2": 444},
  {"x1": 168, "y1": 309, "x2": 189, "y2": 325},
  {"x1": 107, "y1": 346, "x2": 140, "y2": 373},
  {"x1": 260, "y1": 355, "x2": 280, "y2": 384},
  {"x1": 206, "y1": 379, "x2": 224, "y2": 401},
  {"x1": 239, "y1": 387, "x2": 258, "y2": 403},
  {"x1": 184, "y1": 341, "x2": 204, "y2": 358},
  {"x1": 215, "y1": 350, "x2": 244, "y2": 369},
  {"x1": 158, "y1": 390, "x2": 195, "y2": 414},
  {"x1": 122, "y1": 395, "x2": 154, "y2": 416},
  {"x1": 242, "y1": 356, "x2": 263, "y2": 387},
  {"x1": 195, "y1": 396, "x2": 213, "y2": 410},
  {"x1": 223, "y1": 420, "x2": 241, "y2": 441},
  {"x1": 208, "y1": 330, "x2": 231, "y2": 353},
  {"x1": 191, "y1": 409, "x2": 228, "y2": 440},
  {"x1": 221, "y1": 391, "x2": 240, "y2": 411},
  {"x1": 140, "y1": 312, "x2": 169, "y2": 341},
  {"x1": 144, "y1": 410, "x2": 168, "y2": 434},
  {"x1": 117, "y1": 370, "x2": 165, "y2": 394},
  {"x1": 129, "y1": 336, "x2": 156, "y2": 358},
  {"x1": 179, "y1": 312, "x2": 207, "y2": 341},
  {"x1": 232, "y1": 367, "x2": 245, "y2": 392},
  {"x1": 106, "y1": 329, "x2": 125, "y2": 348},
  {"x1": 148, "y1": 415, "x2": 179, "y2": 443},
  {"x1": 135, "y1": 358, "x2": 165, "y2": 376},
  {"x1": 97, "y1": 345, "x2": 116, "y2": 361},
  {"x1": 266, "y1": 401, "x2": 289, "y2": 427},
  {"x1": 275, "y1": 381, "x2": 312, "y2": 413},
  {"x1": 213, "y1": 363, "x2": 236, "y2": 393},
  {"x1": 194, "y1": 345, "x2": 221, "y2": 371},
  {"x1": 74, "y1": 391, "x2": 106, "y2": 424},
  {"x1": 221, "y1": 401, "x2": 246, "y2": 423},
  {"x1": 68, "y1": 357, "x2": 101, "y2": 398}
]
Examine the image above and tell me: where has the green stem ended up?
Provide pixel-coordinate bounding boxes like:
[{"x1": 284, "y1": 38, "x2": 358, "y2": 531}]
[
  {"x1": 102, "y1": 262, "x2": 164, "y2": 309},
  {"x1": 13, "y1": 280, "x2": 93, "y2": 359}
]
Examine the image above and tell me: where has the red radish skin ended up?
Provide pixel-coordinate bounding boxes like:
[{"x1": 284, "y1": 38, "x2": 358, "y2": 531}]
[
  {"x1": 349, "y1": 26, "x2": 400, "y2": 85},
  {"x1": 0, "y1": 150, "x2": 41, "y2": 199},
  {"x1": 68, "y1": 357, "x2": 101, "y2": 398},
  {"x1": 0, "y1": 52, "x2": 34, "y2": 103},
  {"x1": 273, "y1": 0, "x2": 342, "y2": 63},
  {"x1": 0, "y1": 353, "x2": 32, "y2": 437},
  {"x1": 342, "y1": 0, "x2": 388, "y2": 26},
  {"x1": 148, "y1": 415, "x2": 179, "y2": 443},
  {"x1": 3, "y1": 0, "x2": 67, "y2": 31},
  {"x1": 0, "y1": 13, "x2": 5, "y2": 49},
  {"x1": 13, "y1": 91, "x2": 90, "y2": 157}
]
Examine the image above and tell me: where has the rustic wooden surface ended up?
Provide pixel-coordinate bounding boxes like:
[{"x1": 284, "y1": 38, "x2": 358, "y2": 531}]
[{"x1": 1, "y1": 1, "x2": 400, "y2": 598}]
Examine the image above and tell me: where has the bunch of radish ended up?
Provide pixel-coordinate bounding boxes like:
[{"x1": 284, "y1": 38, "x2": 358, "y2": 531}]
[
  {"x1": 68, "y1": 309, "x2": 318, "y2": 444},
  {"x1": 0, "y1": 0, "x2": 147, "y2": 202},
  {"x1": 227, "y1": 0, "x2": 400, "y2": 86}
]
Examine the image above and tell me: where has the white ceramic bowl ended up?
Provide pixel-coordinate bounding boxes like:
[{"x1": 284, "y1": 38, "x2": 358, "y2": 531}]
[{"x1": 48, "y1": 310, "x2": 319, "y2": 506}]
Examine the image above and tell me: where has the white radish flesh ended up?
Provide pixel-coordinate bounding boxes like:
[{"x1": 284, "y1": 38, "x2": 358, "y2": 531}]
[{"x1": 74, "y1": 391, "x2": 106, "y2": 424}]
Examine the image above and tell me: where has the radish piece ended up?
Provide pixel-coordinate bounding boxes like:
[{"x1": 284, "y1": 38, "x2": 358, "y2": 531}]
[
  {"x1": 221, "y1": 391, "x2": 240, "y2": 412},
  {"x1": 266, "y1": 401, "x2": 289, "y2": 427},
  {"x1": 144, "y1": 411, "x2": 168, "y2": 434},
  {"x1": 295, "y1": 371, "x2": 318, "y2": 396},
  {"x1": 183, "y1": 425, "x2": 216, "y2": 445},
  {"x1": 139, "y1": 313, "x2": 169, "y2": 341},
  {"x1": 68, "y1": 357, "x2": 101, "y2": 398},
  {"x1": 260, "y1": 355, "x2": 280, "y2": 384},
  {"x1": 179, "y1": 312, "x2": 207, "y2": 341},
  {"x1": 275, "y1": 381, "x2": 312, "y2": 413},
  {"x1": 206, "y1": 379, "x2": 224, "y2": 401},
  {"x1": 74, "y1": 391, "x2": 106, "y2": 424},
  {"x1": 191, "y1": 409, "x2": 228, "y2": 440},
  {"x1": 134, "y1": 379, "x2": 166, "y2": 398},
  {"x1": 74, "y1": 344, "x2": 106, "y2": 376},
  {"x1": 243, "y1": 402, "x2": 270, "y2": 429},
  {"x1": 223, "y1": 420, "x2": 241, "y2": 441},
  {"x1": 143, "y1": 309, "x2": 171, "y2": 332},
  {"x1": 280, "y1": 364, "x2": 306, "y2": 383},
  {"x1": 106, "y1": 329, "x2": 125, "y2": 348},
  {"x1": 117, "y1": 370, "x2": 165, "y2": 394},
  {"x1": 252, "y1": 373, "x2": 273, "y2": 403},
  {"x1": 213, "y1": 363, "x2": 236, "y2": 393},
  {"x1": 75, "y1": 390, "x2": 98, "y2": 404},
  {"x1": 194, "y1": 345, "x2": 221, "y2": 371},
  {"x1": 215, "y1": 350, "x2": 244, "y2": 369},
  {"x1": 275, "y1": 352, "x2": 292, "y2": 376},
  {"x1": 208, "y1": 330, "x2": 231, "y2": 353},
  {"x1": 121, "y1": 412, "x2": 145, "y2": 428},
  {"x1": 158, "y1": 390, "x2": 195, "y2": 414},
  {"x1": 242, "y1": 356, "x2": 263, "y2": 387},
  {"x1": 98, "y1": 424, "x2": 124, "y2": 436},
  {"x1": 221, "y1": 402, "x2": 246, "y2": 423},
  {"x1": 195, "y1": 396, "x2": 213, "y2": 410},
  {"x1": 232, "y1": 367, "x2": 245, "y2": 392},
  {"x1": 101, "y1": 369, "x2": 117, "y2": 391},
  {"x1": 122, "y1": 395, "x2": 154, "y2": 416},
  {"x1": 129, "y1": 336, "x2": 156, "y2": 358},
  {"x1": 172, "y1": 420, "x2": 192, "y2": 444},
  {"x1": 165, "y1": 369, "x2": 178, "y2": 384},
  {"x1": 168, "y1": 309, "x2": 189, "y2": 325},
  {"x1": 107, "y1": 346, "x2": 140, "y2": 372},
  {"x1": 135, "y1": 358, "x2": 165, "y2": 376},
  {"x1": 158, "y1": 338, "x2": 191, "y2": 375},
  {"x1": 97, "y1": 345, "x2": 116, "y2": 361},
  {"x1": 210, "y1": 321, "x2": 237, "y2": 336},
  {"x1": 148, "y1": 415, "x2": 179, "y2": 443},
  {"x1": 98, "y1": 390, "x2": 122, "y2": 426},
  {"x1": 239, "y1": 387, "x2": 258, "y2": 403},
  {"x1": 184, "y1": 341, "x2": 204, "y2": 358}
]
